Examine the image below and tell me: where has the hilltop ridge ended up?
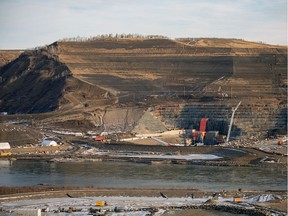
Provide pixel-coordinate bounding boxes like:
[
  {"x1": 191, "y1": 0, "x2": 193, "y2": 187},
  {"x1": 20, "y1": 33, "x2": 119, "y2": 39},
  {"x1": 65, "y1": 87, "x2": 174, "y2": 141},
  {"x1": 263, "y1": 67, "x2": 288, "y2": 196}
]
[{"x1": 176, "y1": 37, "x2": 286, "y2": 48}]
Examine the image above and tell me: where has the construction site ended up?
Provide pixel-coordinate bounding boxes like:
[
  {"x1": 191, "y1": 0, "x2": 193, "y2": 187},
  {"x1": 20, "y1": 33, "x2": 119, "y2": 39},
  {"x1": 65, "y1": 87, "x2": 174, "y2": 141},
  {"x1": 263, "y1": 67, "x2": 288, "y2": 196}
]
[
  {"x1": 0, "y1": 37, "x2": 287, "y2": 215},
  {"x1": 0, "y1": 37, "x2": 286, "y2": 145}
]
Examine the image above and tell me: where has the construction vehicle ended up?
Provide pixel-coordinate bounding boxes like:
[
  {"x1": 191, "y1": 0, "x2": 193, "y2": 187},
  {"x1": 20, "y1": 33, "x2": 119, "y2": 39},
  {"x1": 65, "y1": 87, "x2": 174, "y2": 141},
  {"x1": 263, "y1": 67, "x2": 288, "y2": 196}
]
[
  {"x1": 95, "y1": 135, "x2": 111, "y2": 143},
  {"x1": 188, "y1": 118, "x2": 225, "y2": 145},
  {"x1": 189, "y1": 118, "x2": 208, "y2": 145},
  {"x1": 0, "y1": 150, "x2": 12, "y2": 156}
]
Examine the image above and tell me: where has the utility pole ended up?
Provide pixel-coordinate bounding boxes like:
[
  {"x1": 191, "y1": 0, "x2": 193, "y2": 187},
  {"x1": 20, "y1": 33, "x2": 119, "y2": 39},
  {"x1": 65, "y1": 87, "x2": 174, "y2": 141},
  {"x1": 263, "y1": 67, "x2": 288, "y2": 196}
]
[{"x1": 226, "y1": 101, "x2": 241, "y2": 143}]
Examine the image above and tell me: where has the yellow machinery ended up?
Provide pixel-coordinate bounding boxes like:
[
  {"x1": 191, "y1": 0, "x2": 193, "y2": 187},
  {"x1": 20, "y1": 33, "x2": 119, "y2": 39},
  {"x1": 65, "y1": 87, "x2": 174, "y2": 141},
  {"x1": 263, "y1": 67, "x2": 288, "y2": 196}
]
[
  {"x1": 0, "y1": 150, "x2": 12, "y2": 156},
  {"x1": 95, "y1": 201, "x2": 106, "y2": 206}
]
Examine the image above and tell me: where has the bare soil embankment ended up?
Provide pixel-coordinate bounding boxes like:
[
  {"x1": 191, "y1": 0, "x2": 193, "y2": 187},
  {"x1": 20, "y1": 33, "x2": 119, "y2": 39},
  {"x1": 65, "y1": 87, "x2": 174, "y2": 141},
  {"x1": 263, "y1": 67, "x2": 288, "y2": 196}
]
[{"x1": 0, "y1": 37, "x2": 286, "y2": 141}]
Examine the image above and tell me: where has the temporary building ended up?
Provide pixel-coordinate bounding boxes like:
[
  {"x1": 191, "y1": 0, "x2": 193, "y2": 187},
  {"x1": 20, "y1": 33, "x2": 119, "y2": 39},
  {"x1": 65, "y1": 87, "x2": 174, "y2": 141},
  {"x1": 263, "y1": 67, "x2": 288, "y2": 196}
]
[
  {"x1": 41, "y1": 140, "x2": 58, "y2": 146},
  {"x1": 0, "y1": 142, "x2": 11, "y2": 150}
]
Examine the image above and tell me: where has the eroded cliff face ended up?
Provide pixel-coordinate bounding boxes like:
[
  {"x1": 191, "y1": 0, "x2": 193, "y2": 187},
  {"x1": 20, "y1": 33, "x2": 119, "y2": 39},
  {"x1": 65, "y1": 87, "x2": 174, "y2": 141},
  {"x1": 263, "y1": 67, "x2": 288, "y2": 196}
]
[{"x1": 0, "y1": 38, "x2": 286, "y2": 137}]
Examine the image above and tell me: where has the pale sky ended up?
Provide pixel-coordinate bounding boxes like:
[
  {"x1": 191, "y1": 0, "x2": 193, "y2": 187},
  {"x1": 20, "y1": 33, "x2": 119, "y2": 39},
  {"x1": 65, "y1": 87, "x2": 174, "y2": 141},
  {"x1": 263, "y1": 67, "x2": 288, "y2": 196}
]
[{"x1": 0, "y1": 0, "x2": 287, "y2": 49}]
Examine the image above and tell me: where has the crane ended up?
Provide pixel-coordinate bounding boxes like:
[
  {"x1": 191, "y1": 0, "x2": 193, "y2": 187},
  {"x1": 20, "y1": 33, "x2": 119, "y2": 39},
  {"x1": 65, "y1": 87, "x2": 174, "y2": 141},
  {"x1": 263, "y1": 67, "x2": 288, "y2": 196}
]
[{"x1": 226, "y1": 101, "x2": 241, "y2": 143}]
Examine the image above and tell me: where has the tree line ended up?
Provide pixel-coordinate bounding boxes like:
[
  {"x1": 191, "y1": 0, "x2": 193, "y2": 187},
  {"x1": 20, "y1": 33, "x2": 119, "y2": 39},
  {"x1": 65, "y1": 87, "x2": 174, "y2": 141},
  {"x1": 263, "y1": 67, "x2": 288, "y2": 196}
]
[{"x1": 59, "y1": 34, "x2": 169, "y2": 42}]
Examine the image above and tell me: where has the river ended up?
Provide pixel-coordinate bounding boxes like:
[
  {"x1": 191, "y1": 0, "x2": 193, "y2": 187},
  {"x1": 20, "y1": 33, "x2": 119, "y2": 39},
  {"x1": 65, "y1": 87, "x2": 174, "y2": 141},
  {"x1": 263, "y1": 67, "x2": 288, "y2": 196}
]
[{"x1": 0, "y1": 160, "x2": 286, "y2": 191}]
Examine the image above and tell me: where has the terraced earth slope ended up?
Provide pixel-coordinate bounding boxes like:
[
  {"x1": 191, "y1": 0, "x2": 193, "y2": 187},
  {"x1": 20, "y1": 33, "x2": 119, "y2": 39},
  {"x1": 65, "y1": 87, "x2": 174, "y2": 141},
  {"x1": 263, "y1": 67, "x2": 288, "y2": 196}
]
[
  {"x1": 0, "y1": 38, "x2": 287, "y2": 137},
  {"x1": 60, "y1": 38, "x2": 287, "y2": 99}
]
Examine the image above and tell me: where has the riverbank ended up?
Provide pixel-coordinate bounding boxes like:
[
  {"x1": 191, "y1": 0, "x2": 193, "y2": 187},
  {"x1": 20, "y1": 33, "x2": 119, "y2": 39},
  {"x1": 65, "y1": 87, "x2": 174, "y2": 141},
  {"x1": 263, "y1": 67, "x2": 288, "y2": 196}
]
[
  {"x1": 1, "y1": 140, "x2": 287, "y2": 215},
  {"x1": 0, "y1": 187, "x2": 287, "y2": 216},
  {"x1": 0, "y1": 132, "x2": 285, "y2": 170},
  {"x1": 5, "y1": 141, "x2": 287, "y2": 169}
]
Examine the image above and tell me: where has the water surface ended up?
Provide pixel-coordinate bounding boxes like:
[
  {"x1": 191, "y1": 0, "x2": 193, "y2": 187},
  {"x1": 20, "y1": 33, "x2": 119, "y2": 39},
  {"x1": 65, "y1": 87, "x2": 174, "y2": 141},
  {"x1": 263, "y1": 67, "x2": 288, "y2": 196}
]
[{"x1": 0, "y1": 160, "x2": 286, "y2": 191}]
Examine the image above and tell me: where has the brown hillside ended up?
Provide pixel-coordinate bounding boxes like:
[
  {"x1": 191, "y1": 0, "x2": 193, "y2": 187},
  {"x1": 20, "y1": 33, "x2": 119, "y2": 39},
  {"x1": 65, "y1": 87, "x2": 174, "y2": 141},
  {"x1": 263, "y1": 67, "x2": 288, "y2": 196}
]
[
  {"x1": 0, "y1": 38, "x2": 286, "y2": 137},
  {"x1": 58, "y1": 38, "x2": 287, "y2": 101},
  {"x1": 0, "y1": 48, "x2": 113, "y2": 114},
  {"x1": 0, "y1": 50, "x2": 23, "y2": 67},
  {"x1": 176, "y1": 38, "x2": 286, "y2": 48}
]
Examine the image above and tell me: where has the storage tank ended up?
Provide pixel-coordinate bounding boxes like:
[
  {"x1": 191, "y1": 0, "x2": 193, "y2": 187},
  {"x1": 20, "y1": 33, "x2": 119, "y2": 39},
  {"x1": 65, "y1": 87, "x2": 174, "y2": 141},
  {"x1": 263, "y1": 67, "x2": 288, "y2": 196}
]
[{"x1": 0, "y1": 142, "x2": 11, "y2": 150}]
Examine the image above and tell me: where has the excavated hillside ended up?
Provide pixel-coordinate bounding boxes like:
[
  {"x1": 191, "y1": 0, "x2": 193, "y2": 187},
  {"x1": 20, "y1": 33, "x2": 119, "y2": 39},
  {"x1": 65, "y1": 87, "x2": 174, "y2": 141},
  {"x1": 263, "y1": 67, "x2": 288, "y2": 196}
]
[
  {"x1": 58, "y1": 38, "x2": 287, "y2": 101},
  {"x1": 0, "y1": 47, "x2": 114, "y2": 114},
  {"x1": 0, "y1": 38, "x2": 287, "y2": 137}
]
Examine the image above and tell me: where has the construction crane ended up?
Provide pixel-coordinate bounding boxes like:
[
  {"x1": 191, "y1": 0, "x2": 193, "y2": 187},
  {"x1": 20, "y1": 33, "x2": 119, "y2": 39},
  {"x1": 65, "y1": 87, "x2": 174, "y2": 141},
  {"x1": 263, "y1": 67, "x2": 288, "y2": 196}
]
[{"x1": 226, "y1": 101, "x2": 241, "y2": 143}]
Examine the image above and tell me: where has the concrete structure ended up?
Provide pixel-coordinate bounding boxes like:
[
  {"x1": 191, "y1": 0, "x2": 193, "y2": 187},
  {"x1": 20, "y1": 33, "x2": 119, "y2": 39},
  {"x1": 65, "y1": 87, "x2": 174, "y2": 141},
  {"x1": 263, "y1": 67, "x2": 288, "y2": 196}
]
[{"x1": 0, "y1": 142, "x2": 11, "y2": 150}]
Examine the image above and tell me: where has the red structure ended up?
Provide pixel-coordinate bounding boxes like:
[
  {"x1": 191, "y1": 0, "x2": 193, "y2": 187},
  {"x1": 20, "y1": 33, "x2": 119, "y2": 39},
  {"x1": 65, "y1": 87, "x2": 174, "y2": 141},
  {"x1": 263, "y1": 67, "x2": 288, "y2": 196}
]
[
  {"x1": 199, "y1": 118, "x2": 209, "y2": 132},
  {"x1": 95, "y1": 136, "x2": 106, "y2": 142}
]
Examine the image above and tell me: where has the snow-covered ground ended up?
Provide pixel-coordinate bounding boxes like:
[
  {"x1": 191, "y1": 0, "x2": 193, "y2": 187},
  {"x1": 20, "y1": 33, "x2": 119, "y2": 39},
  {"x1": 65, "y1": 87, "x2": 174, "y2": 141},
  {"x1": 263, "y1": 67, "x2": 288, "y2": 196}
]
[
  {"x1": 63, "y1": 146, "x2": 223, "y2": 161},
  {"x1": 1, "y1": 194, "x2": 285, "y2": 216},
  {"x1": 111, "y1": 153, "x2": 222, "y2": 160},
  {"x1": 1, "y1": 196, "x2": 207, "y2": 215}
]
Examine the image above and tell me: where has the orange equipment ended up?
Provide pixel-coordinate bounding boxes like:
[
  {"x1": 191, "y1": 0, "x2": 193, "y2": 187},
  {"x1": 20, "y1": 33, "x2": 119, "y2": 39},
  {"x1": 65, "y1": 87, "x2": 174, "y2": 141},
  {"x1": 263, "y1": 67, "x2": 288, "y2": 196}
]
[{"x1": 95, "y1": 136, "x2": 106, "y2": 142}]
